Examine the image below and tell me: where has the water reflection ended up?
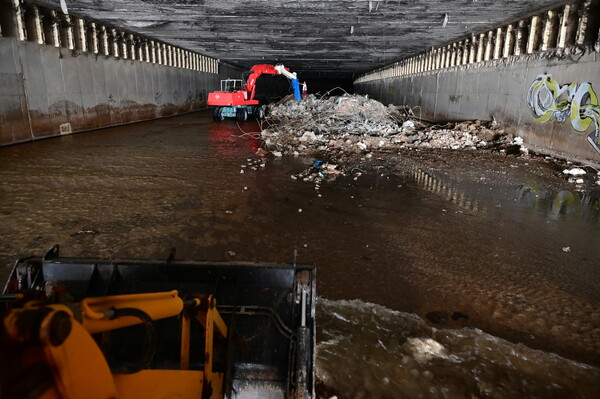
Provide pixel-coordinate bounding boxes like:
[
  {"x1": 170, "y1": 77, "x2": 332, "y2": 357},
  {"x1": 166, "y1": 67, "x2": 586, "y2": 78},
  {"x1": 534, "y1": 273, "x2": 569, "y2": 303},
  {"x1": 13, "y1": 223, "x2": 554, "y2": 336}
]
[
  {"x1": 206, "y1": 120, "x2": 261, "y2": 158},
  {"x1": 516, "y1": 184, "x2": 600, "y2": 224},
  {"x1": 408, "y1": 166, "x2": 599, "y2": 226},
  {"x1": 409, "y1": 166, "x2": 487, "y2": 215}
]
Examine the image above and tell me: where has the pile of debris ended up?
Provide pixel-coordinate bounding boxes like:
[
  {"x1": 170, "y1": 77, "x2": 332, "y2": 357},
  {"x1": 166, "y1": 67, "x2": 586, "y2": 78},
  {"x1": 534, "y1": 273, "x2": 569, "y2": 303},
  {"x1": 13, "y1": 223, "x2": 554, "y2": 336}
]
[
  {"x1": 401, "y1": 119, "x2": 507, "y2": 150},
  {"x1": 260, "y1": 94, "x2": 510, "y2": 157}
]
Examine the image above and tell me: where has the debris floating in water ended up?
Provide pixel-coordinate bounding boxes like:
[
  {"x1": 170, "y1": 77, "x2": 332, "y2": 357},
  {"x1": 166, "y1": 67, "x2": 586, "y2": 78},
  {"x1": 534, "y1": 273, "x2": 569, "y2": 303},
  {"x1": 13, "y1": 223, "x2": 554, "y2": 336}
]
[{"x1": 402, "y1": 337, "x2": 450, "y2": 364}]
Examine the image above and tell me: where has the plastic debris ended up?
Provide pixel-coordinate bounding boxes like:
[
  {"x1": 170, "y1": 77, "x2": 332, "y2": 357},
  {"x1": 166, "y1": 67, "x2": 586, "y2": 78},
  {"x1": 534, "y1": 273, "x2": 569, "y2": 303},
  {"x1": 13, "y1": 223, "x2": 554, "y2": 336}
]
[
  {"x1": 402, "y1": 338, "x2": 450, "y2": 364},
  {"x1": 292, "y1": 161, "x2": 344, "y2": 184},
  {"x1": 563, "y1": 168, "x2": 586, "y2": 176},
  {"x1": 402, "y1": 120, "x2": 415, "y2": 129},
  {"x1": 76, "y1": 229, "x2": 97, "y2": 235},
  {"x1": 300, "y1": 131, "x2": 317, "y2": 143}
]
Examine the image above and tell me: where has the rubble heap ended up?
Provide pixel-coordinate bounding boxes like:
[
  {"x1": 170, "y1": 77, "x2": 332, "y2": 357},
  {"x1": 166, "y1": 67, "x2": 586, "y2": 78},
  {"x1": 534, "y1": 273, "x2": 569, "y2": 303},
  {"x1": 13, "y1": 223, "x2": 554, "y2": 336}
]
[{"x1": 260, "y1": 94, "x2": 510, "y2": 157}]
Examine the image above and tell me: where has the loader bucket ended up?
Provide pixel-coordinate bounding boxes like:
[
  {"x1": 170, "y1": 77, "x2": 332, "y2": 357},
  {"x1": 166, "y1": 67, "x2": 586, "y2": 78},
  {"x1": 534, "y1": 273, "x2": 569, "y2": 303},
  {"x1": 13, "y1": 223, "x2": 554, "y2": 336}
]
[{"x1": 2, "y1": 246, "x2": 315, "y2": 399}]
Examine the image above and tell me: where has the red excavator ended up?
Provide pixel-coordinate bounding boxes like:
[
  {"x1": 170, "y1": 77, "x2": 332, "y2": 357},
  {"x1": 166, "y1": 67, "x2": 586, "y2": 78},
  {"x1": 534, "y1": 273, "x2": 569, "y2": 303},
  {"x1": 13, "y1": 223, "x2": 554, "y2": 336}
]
[{"x1": 208, "y1": 64, "x2": 301, "y2": 122}]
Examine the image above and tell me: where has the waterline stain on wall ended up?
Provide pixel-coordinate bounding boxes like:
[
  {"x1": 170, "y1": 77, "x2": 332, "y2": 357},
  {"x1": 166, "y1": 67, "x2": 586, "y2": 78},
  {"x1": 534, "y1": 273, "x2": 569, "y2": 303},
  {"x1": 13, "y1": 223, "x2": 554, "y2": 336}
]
[{"x1": 527, "y1": 74, "x2": 600, "y2": 155}]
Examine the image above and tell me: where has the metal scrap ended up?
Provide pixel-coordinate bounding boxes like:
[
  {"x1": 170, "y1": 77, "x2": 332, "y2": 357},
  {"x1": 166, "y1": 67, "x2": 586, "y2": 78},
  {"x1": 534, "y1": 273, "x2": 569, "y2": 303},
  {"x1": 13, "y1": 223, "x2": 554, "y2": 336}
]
[{"x1": 260, "y1": 94, "x2": 510, "y2": 157}]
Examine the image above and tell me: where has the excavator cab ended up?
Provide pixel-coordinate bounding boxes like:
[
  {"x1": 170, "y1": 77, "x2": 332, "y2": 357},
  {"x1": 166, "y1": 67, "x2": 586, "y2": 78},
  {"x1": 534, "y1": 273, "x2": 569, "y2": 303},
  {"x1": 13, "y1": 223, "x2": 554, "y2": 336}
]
[{"x1": 221, "y1": 79, "x2": 244, "y2": 92}]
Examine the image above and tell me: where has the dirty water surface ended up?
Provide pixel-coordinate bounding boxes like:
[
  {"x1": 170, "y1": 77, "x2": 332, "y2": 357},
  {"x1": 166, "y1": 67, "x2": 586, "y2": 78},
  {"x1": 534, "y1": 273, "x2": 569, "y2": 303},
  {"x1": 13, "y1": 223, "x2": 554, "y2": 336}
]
[{"x1": 1, "y1": 111, "x2": 599, "y2": 398}]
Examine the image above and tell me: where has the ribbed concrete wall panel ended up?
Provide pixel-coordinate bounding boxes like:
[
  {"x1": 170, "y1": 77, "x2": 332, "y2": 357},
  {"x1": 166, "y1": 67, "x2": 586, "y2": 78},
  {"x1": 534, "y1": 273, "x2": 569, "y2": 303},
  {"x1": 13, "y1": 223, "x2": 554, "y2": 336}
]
[
  {"x1": 0, "y1": 37, "x2": 239, "y2": 146},
  {"x1": 20, "y1": 44, "x2": 49, "y2": 138},
  {"x1": 77, "y1": 56, "x2": 98, "y2": 130},
  {"x1": 103, "y1": 57, "x2": 121, "y2": 125},
  {"x1": 0, "y1": 39, "x2": 30, "y2": 143},
  {"x1": 60, "y1": 48, "x2": 86, "y2": 133},
  {"x1": 90, "y1": 55, "x2": 111, "y2": 129},
  {"x1": 437, "y1": 73, "x2": 460, "y2": 120},
  {"x1": 422, "y1": 75, "x2": 438, "y2": 120}
]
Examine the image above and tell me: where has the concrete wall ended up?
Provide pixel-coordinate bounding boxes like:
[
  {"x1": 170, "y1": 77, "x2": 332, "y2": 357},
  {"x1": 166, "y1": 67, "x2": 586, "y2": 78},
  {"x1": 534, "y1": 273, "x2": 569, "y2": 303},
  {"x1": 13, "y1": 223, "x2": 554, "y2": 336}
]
[
  {"x1": 355, "y1": 51, "x2": 600, "y2": 164},
  {"x1": 0, "y1": 37, "x2": 240, "y2": 145}
]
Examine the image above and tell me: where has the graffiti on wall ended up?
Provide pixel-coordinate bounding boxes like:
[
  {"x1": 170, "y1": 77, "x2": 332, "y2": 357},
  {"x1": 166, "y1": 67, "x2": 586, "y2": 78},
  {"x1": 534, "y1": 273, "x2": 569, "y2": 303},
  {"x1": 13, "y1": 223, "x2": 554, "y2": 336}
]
[{"x1": 527, "y1": 74, "x2": 600, "y2": 155}]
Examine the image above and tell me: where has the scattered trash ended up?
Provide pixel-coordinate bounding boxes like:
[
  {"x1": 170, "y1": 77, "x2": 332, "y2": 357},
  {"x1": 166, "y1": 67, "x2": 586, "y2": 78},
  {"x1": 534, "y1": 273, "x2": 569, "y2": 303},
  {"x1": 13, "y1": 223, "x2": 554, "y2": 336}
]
[
  {"x1": 300, "y1": 131, "x2": 317, "y2": 143},
  {"x1": 402, "y1": 120, "x2": 415, "y2": 129},
  {"x1": 401, "y1": 337, "x2": 450, "y2": 364},
  {"x1": 255, "y1": 148, "x2": 269, "y2": 157},
  {"x1": 75, "y1": 229, "x2": 97, "y2": 235},
  {"x1": 562, "y1": 247, "x2": 571, "y2": 253},
  {"x1": 290, "y1": 161, "x2": 347, "y2": 193},
  {"x1": 227, "y1": 251, "x2": 236, "y2": 257},
  {"x1": 563, "y1": 168, "x2": 586, "y2": 176}
]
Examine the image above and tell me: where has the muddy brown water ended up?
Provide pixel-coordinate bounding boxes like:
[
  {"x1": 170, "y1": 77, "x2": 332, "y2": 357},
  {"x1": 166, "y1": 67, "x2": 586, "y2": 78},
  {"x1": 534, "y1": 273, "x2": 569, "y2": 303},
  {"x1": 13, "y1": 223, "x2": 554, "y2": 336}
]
[{"x1": 1, "y1": 111, "x2": 599, "y2": 397}]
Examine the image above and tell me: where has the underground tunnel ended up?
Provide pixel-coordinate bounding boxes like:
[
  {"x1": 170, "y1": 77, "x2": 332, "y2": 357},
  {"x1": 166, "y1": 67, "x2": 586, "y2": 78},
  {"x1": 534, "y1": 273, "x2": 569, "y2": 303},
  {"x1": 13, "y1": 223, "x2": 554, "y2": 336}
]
[{"x1": 1, "y1": 0, "x2": 600, "y2": 398}]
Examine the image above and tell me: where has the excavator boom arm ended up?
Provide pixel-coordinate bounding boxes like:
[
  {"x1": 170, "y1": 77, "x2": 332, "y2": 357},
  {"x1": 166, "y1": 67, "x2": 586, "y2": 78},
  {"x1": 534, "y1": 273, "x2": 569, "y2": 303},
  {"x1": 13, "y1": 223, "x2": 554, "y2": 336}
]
[{"x1": 244, "y1": 64, "x2": 301, "y2": 102}]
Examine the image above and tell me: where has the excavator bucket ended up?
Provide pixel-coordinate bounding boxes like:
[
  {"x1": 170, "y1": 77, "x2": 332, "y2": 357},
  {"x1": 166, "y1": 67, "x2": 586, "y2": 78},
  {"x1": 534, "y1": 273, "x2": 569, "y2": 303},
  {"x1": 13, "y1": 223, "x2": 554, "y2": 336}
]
[{"x1": 1, "y1": 246, "x2": 315, "y2": 399}]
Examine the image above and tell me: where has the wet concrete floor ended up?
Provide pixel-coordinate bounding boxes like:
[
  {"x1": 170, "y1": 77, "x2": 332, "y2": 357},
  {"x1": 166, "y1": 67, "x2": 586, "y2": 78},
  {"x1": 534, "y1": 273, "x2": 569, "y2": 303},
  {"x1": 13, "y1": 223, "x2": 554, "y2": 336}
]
[{"x1": 1, "y1": 111, "x2": 599, "y2": 397}]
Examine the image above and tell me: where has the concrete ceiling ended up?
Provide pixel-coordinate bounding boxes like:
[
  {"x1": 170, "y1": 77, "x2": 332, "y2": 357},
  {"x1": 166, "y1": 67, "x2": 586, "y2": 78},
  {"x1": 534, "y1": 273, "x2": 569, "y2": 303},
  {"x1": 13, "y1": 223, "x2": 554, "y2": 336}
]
[{"x1": 40, "y1": 0, "x2": 563, "y2": 79}]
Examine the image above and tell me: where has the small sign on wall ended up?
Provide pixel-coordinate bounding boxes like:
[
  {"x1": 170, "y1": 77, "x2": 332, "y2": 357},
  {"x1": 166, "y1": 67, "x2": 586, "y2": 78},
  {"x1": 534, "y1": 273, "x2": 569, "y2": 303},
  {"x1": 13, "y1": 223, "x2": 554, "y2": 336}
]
[{"x1": 59, "y1": 123, "x2": 72, "y2": 135}]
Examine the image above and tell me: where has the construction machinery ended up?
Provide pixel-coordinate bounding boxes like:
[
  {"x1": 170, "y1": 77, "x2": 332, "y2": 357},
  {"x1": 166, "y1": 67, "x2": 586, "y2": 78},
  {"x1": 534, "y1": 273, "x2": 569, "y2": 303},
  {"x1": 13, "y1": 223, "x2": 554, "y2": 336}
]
[
  {"x1": 0, "y1": 246, "x2": 315, "y2": 399},
  {"x1": 208, "y1": 64, "x2": 301, "y2": 122}
]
